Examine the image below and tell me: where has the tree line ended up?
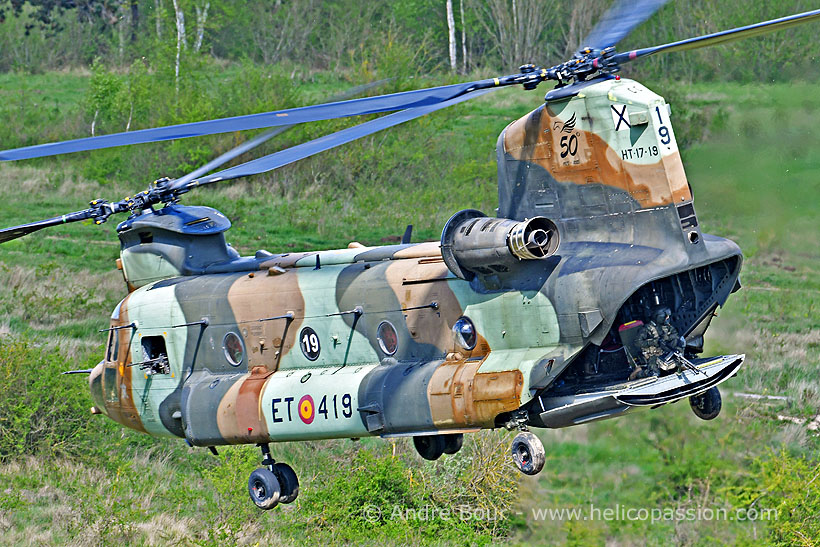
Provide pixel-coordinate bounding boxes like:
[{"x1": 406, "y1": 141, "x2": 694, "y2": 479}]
[{"x1": 0, "y1": 0, "x2": 818, "y2": 82}]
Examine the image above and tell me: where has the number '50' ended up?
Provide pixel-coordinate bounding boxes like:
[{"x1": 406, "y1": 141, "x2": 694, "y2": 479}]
[{"x1": 559, "y1": 134, "x2": 578, "y2": 158}]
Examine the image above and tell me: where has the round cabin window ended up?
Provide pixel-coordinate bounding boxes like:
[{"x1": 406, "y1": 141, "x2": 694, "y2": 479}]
[
  {"x1": 223, "y1": 332, "x2": 245, "y2": 366},
  {"x1": 453, "y1": 316, "x2": 477, "y2": 350},
  {"x1": 377, "y1": 321, "x2": 398, "y2": 355}
]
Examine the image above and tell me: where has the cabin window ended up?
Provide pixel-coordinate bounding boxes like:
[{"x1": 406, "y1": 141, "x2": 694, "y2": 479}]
[
  {"x1": 223, "y1": 332, "x2": 245, "y2": 366},
  {"x1": 377, "y1": 321, "x2": 398, "y2": 355},
  {"x1": 141, "y1": 335, "x2": 171, "y2": 375},
  {"x1": 141, "y1": 336, "x2": 167, "y2": 361},
  {"x1": 453, "y1": 316, "x2": 477, "y2": 350}
]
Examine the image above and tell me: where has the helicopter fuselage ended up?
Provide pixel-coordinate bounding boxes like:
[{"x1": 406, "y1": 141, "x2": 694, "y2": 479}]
[{"x1": 89, "y1": 76, "x2": 745, "y2": 447}]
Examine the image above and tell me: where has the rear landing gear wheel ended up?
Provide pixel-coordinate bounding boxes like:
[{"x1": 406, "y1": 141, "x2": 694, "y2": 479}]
[
  {"x1": 248, "y1": 468, "x2": 281, "y2": 510},
  {"x1": 442, "y1": 433, "x2": 464, "y2": 455},
  {"x1": 414, "y1": 435, "x2": 445, "y2": 460},
  {"x1": 690, "y1": 386, "x2": 722, "y2": 420},
  {"x1": 274, "y1": 462, "x2": 300, "y2": 504},
  {"x1": 511, "y1": 432, "x2": 545, "y2": 475}
]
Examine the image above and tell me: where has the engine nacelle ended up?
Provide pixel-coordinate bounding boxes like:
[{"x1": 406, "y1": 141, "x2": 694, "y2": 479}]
[{"x1": 441, "y1": 209, "x2": 559, "y2": 280}]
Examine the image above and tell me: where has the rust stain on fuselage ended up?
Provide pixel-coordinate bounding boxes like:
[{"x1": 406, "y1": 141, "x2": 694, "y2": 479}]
[{"x1": 428, "y1": 358, "x2": 524, "y2": 427}]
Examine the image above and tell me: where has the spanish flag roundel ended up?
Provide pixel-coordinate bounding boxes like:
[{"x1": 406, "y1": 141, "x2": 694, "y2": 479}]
[{"x1": 298, "y1": 395, "x2": 315, "y2": 424}]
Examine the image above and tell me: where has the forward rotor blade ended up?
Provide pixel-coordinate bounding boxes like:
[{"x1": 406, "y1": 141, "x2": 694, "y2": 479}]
[
  {"x1": 0, "y1": 81, "x2": 495, "y2": 162},
  {"x1": 579, "y1": 0, "x2": 671, "y2": 51},
  {"x1": 172, "y1": 79, "x2": 391, "y2": 188},
  {"x1": 0, "y1": 209, "x2": 94, "y2": 244},
  {"x1": 612, "y1": 8, "x2": 820, "y2": 64},
  {"x1": 172, "y1": 88, "x2": 495, "y2": 192}
]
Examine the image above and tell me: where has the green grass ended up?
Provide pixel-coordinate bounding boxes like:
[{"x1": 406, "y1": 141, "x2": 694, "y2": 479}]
[{"x1": 1, "y1": 70, "x2": 819, "y2": 545}]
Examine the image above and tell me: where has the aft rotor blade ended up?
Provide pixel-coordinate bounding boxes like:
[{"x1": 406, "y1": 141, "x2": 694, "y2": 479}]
[
  {"x1": 0, "y1": 81, "x2": 496, "y2": 162},
  {"x1": 579, "y1": 0, "x2": 671, "y2": 51},
  {"x1": 172, "y1": 79, "x2": 391, "y2": 188},
  {"x1": 0, "y1": 209, "x2": 94, "y2": 244},
  {"x1": 173, "y1": 89, "x2": 495, "y2": 192},
  {"x1": 612, "y1": 8, "x2": 820, "y2": 64}
]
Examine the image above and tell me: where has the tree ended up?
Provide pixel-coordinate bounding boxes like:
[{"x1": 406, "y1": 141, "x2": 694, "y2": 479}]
[
  {"x1": 471, "y1": 0, "x2": 562, "y2": 68},
  {"x1": 171, "y1": 0, "x2": 186, "y2": 93},
  {"x1": 0, "y1": 0, "x2": 120, "y2": 35},
  {"x1": 446, "y1": 0, "x2": 456, "y2": 70},
  {"x1": 459, "y1": 0, "x2": 467, "y2": 71}
]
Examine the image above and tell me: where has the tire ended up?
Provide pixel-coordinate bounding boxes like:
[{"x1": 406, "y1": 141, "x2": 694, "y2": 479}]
[
  {"x1": 248, "y1": 468, "x2": 281, "y2": 510},
  {"x1": 690, "y1": 386, "x2": 722, "y2": 420},
  {"x1": 442, "y1": 433, "x2": 464, "y2": 455},
  {"x1": 511, "y1": 432, "x2": 545, "y2": 475},
  {"x1": 274, "y1": 462, "x2": 300, "y2": 504},
  {"x1": 413, "y1": 435, "x2": 445, "y2": 461}
]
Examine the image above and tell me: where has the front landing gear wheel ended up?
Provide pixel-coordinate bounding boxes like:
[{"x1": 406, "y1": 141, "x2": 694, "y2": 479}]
[
  {"x1": 511, "y1": 432, "x2": 545, "y2": 475},
  {"x1": 248, "y1": 468, "x2": 281, "y2": 510},
  {"x1": 690, "y1": 386, "x2": 722, "y2": 420},
  {"x1": 274, "y1": 462, "x2": 300, "y2": 504}
]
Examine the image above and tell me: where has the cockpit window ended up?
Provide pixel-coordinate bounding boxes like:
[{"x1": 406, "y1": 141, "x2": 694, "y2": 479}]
[
  {"x1": 104, "y1": 365, "x2": 118, "y2": 402},
  {"x1": 105, "y1": 331, "x2": 114, "y2": 361},
  {"x1": 106, "y1": 329, "x2": 120, "y2": 363}
]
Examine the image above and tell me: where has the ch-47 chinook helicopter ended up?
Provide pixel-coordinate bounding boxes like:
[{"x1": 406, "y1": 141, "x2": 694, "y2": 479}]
[{"x1": 2, "y1": 1, "x2": 819, "y2": 510}]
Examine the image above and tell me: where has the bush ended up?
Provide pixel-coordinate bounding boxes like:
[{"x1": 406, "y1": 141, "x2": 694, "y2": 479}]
[
  {"x1": 729, "y1": 450, "x2": 820, "y2": 546},
  {"x1": 292, "y1": 436, "x2": 518, "y2": 543},
  {"x1": 0, "y1": 336, "x2": 97, "y2": 460}
]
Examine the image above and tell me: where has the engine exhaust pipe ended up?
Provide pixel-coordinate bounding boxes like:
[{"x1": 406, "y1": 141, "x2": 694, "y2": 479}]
[{"x1": 441, "y1": 210, "x2": 560, "y2": 280}]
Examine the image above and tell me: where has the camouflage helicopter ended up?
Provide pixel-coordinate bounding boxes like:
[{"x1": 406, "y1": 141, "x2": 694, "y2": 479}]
[{"x1": 2, "y1": 1, "x2": 818, "y2": 511}]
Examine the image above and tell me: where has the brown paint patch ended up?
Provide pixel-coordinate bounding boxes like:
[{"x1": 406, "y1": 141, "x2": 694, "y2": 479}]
[
  {"x1": 505, "y1": 105, "x2": 691, "y2": 208},
  {"x1": 226, "y1": 269, "x2": 305, "y2": 371},
  {"x1": 428, "y1": 359, "x2": 524, "y2": 428},
  {"x1": 216, "y1": 369, "x2": 273, "y2": 443}
]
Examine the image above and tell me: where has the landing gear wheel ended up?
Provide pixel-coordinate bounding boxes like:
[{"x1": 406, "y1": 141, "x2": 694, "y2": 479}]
[
  {"x1": 442, "y1": 433, "x2": 464, "y2": 455},
  {"x1": 414, "y1": 435, "x2": 445, "y2": 460},
  {"x1": 248, "y1": 468, "x2": 281, "y2": 510},
  {"x1": 690, "y1": 386, "x2": 722, "y2": 420},
  {"x1": 511, "y1": 432, "x2": 545, "y2": 475},
  {"x1": 274, "y1": 462, "x2": 300, "y2": 504}
]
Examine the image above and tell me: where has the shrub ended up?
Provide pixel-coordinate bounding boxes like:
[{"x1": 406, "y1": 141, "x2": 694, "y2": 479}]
[{"x1": 0, "y1": 337, "x2": 97, "y2": 460}]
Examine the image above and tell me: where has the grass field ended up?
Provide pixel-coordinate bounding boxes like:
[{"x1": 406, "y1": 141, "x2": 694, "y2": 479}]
[{"x1": 0, "y1": 70, "x2": 818, "y2": 545}]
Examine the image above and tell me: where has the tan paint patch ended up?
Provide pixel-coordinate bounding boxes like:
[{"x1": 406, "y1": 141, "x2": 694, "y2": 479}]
[
  {"x1": 226, "y1": 270, "x2": 305, "y2": 371},
  {"x1": 505, "y1": 106, "x2": 691, "y2": 208},
  {"x1": 216, "y1": 369, "x2": 274, "y2": 443},
  {"x1": 391, "y1": 241, "x2": 442, "y2": 260},
  {"x1": 428, "y1": 359, "x2": 524, "y2": 428}
]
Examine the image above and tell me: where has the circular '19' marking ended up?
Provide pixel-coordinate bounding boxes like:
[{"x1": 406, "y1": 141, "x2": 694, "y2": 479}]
[{"x1": 299, "y1": 326, "x2": 321, "y2": 361}]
